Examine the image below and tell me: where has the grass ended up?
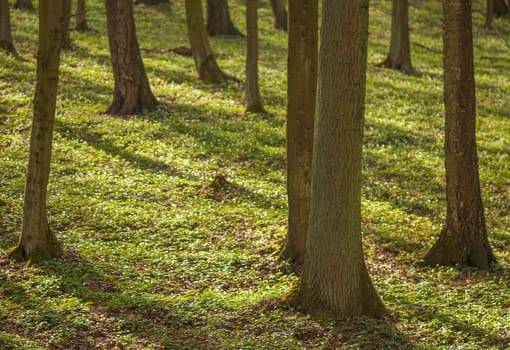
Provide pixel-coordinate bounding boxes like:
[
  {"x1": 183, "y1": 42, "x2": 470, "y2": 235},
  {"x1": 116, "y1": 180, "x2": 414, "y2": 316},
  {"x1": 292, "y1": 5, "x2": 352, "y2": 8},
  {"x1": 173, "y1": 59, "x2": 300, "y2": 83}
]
[{"x1": 0, "y1": 0, "x2": 509, "y2": 349}]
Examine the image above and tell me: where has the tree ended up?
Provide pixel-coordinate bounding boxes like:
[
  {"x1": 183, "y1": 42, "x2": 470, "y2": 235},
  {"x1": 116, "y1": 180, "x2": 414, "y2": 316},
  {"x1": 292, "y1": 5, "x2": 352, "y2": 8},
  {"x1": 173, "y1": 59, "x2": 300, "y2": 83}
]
[
  {"x1": 381, "y1": 0, "x2": 412, "y2": 73},
  {"x1": 14, "y1": 0, "x2": 33, "y2": 10},
  {"x1": 280, "y1": 0, "x2": 318, "y2": 266},
  {"x1": 185, "y1": 0, "x2": 226, "y2": 83},
  {"x1": 0, "y1": 0, "x2": 16, "y2": 53},
  {"x1": 245, "y1": 0, "x2": 263, "y2": 112},
  {"x1": 104, "y1": 0, "x2": 158, "y2": 115},
  {"x1": 485, "y1": 0, "x2": 509, "y2": 29},
  {"x1": 495, "y1": 0, "x2": 508, "y2": 16},
  {"x1": 424, "y1": 0, "x2": 497, "y2": 270},
  {"x1": 75, "y1": 0, "x2": 89, "y2": 32},
  {"x1": 9, "y1": 0, "x2": 64, "y2": 264},
  {"x1": 206, "y1": 0, "x2": 243, "y2": 36},
  {"x1": 135, "y1": 0, "x2": 167, "y2": 5},
  {"x1": 61, "y1": 0, "x2": 72, "y2": 49},
  {"x1": 288, "y1": 0, "x2": 387, "y2": 319},
  {"x1": 270, "y1": 0, "x2": 287, "y2": 31}
]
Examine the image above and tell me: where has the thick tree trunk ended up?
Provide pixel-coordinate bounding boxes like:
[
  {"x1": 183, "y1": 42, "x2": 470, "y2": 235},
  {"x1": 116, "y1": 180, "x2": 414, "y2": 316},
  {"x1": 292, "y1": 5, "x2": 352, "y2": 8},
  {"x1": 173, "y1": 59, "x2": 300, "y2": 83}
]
[
  {"x1": 494, "y1": 0, "x2": 508, "y2": 16},
  {"x1": 75, "y1": 0, "x2": 88, "y2": 31},
  {"x1": 270, "y1": 0, "x2": 287, "y2": 31},
  {"x1": 289, "y1": 0, "x2": 387, "y2": 319},
  {"x1": 104, "y1": 0, "x2": 158, "y2": 115},
  {"x1": 382, "y1": 0, "x2": 412, "y2": 73},
  {"x1": 280, "y1": 0, "x2": 317, "y2": 266},
  {"x1": 206, "y1": 0, "x2": 242, "y2": 36},
  {"x1": 424, "y1": 0, "x2": 497, "y2": 270},
  {"x1": 8, "y1": 0, "x2": 64, "y2": 265},
  {"x1": 0, "y1": 0, "x2": 16, "y2": 53},
  {"x1": 14, "y1": 0, "x2": 33, "y2": 10},
  {"x1": 245, "y1": 0, "x2": 263, "y2": 112},
  {"x1": 61, "y1": 0, "x2": 72, "y2": 49},
  {"x1": 185, "y1": 0, "x2": 226, "y2": 83}
]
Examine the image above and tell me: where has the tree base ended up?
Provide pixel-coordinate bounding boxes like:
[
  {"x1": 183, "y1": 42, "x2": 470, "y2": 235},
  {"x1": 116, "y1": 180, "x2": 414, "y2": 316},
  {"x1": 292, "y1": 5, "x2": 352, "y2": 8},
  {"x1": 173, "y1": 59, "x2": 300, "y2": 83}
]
[
  {"x1": 8, "y1": 239, "x2": 63, "y2": 266},
  {"x1": 379, "y1": 57, "x2": 413, "y2": 74},
  {"x1": 0, "y1": 40, "x2": 16, "y2": 54},
  {"x1": 246, "y1": 102, "x2": 265, "y2": 113}
]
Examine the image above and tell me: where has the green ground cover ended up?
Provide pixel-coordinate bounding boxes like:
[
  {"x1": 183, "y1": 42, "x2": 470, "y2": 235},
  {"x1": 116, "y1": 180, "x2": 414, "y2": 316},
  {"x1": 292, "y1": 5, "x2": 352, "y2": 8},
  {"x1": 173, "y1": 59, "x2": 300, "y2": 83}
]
[{"x1": 0, "y1": 0, "x2": 508, "y2": 348}]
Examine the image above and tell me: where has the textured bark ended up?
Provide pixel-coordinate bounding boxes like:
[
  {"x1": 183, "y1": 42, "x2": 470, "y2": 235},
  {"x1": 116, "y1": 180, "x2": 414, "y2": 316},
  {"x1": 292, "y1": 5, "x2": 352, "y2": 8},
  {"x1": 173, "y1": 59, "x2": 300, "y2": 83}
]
[
  {"x1": 185, "y1": 0, "x2": 226, "y2": 83},
  {"x1": 289, "y1": 0, "x2": 387, "y2": 319},
  {"x1": 104, "y1": 0, "x2": 158, "y2": 115},
  {"x1": 245, "y1": 0, "x2": 263, "y2": 112},
  {"x1": 280, "y1": 0, "x2": 317, "y2": 266},
  {"x1": 61, "y1": 0, "x2": 72, "y2": 49},
  {"x1": 206, "y1": 0, "x2": 242, "y2": 36},
  {"x1": 424, "y1": 0, "x2": 497, "y2": 270},
  {"x1": 382, "y1": 0, "x2": 412, "y2": 73},
  {"x1": 9, "y1": 0, "x2": 64, "y2": 265},
  {"x1": 0, "y1": 0, "x2": 16, "y2": 53},
  {"x1": 270, "y1": 0, "x2": 287, "y2": 31},
  {"x1": 75, "y1": 0, "x2": 88, "y2": 31},
  {"x1": 14, "y1": 0, "x2": 33, "y2": 10}
]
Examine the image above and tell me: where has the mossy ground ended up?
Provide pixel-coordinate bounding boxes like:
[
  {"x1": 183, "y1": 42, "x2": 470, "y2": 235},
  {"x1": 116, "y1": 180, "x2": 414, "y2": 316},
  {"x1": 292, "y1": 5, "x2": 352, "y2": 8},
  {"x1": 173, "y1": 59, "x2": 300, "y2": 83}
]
[{"x1": 0, "y1": 0, "x2": 509, "y2": 349}]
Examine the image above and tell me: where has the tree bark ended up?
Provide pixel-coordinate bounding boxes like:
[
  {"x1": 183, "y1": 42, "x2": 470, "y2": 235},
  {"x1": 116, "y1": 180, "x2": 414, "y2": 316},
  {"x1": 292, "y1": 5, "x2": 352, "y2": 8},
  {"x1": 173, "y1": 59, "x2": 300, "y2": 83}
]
[
  {"x1": 289, "y1": 0, "x2": 387, "y2": 319},
  {"x1": 104, "y1": 0, "x2": 158, "y2": 115},
  {"x1": 206, "y1": 0, "x2": 242, "y2": 36},
  {"x1": 270, "y1": 0, "x2": 287, "y2": 31},
  {"x1": 424, "y1": 0, "x2": 497, "y2": 270},
  {"x1": 185, "y1": 0, "x2": 226, "y2": 83},
  {"x1": 75, "y1": 0, "x2": 89, "y2": 31},
  {"x1": 245, "y1": 0, "x2": 263, "y2": 112},
  {"x1": 280, "y1": 0, "x2": 318, "y2": 266},
  {"x1": 382, "y1": 0, "x2": 412, "y2": 73},
  {"x1": 14, "y1": 0, "x2": 33, "y2": 10},
  {"x1": 0, "y1": 0, "x2": 16, "y2": 53},
  {"x1": 61, "y1": 0, "x2": 72, "y2": 49},
  {"x1": 8, "y1": 0, "x2": 64, "y2": 265},
  {"x1": 494, "y1": 0, "x2": 508, "y2": 16}
]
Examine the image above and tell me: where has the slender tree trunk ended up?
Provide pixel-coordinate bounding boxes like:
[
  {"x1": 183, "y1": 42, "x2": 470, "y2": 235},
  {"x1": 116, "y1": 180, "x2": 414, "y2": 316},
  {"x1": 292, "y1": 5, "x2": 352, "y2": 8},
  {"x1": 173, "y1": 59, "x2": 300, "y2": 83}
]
[
  {"x1": 494, "y1": 0, "x2": 508, "y2": 16},
  {"x1": 61, "y1": 0, "x2": 72, "y2": 49},
  {"x1": 75, "y1": 0, "x2": 88, "y2": 31},
  {"x1": 485, "y1": 0, "x2": 495, "y2": 28},
  {"x1": 424, "y1": 0, "x2": 497, "y2": 270},
  {"x1": 8, "y1": 0, "x2": 64, "y2": 265},
  {"x1": 185, "y1": 0, "x2": 226, "y2": 83},
  {"x1": 14, "y1": 0, "x2": 33, "y2": 10},
  {"x1": 0, "y1": 0, "x2": 16, "y2": 53},
  {"x1": 382, "y1": 0, "x2": 412, "y2": 73},
  {"x1": 280, "y1": 0, "x2": 318, "y2": 266},
  {"x1": 289, "y1": 0, "x2": 387, "y2": 319},
  {"x1": 245, "y1": 0, "x2": 263, "y2": 112},
  {"x1": 104, "y1": 0, "x2": 158, "y2": 115},
  {"x1": 206, "y1": 0, "x2": 242, "y2": 36},
  {"x1": 270, "y1": 0, "x2": 287, "y2": 31}
]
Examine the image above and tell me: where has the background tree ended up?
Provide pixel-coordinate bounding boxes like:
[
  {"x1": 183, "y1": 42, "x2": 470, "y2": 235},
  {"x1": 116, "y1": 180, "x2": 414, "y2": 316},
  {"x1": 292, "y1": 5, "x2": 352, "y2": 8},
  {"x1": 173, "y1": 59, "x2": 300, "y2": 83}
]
[
  {"x1": 494, "y1": 0, "x2": 508, "y2": 16},
  {"x1": 0, "y1": 0, "x2": 16, "y2": 53},
  {"x1": 207, "y1": 0, "x2": 242, "y2": 36},
  {"x1": 61, "y1": 0, "x2": 72, "y2": 49},
  {"x1": 269, "y1": 0, "x2": 287, "y2": 31},
  {"x1": 135, "y1": 0, "x2": 167, "y2": 5},
  {"x1": 9, "y1": 0, "x2": 64, "y2": 264},
  {"x1": 424, "y1": 0, "x2": 497, "y2": 270},
  {"x1": 485, "y1": 0, "x2": 509, "y2": 29},
  {"x1": 185, "y1": 0, "x2": 226, "y2": 83},
  {"x1": 75, "y1": 0, "x2": 88, "y2": 31},
  {"x1": 288, "y1": 0, "x2": 387, "y2": 319},
  {"x1": 280, "y1": 0, "x2": 318, "y2": 266},
  {"x1": 14, "y1": 0, "x2": 33, "y2": 10},
  {"x1": 104, "y1": 0, "x2": 158, "y2": 115},
  {"x1": 245, "y1": 0, "x2": 263, "y2": 112},
  {"x1": 381, "y1": 0, "x2": 412, "y2": 73}
]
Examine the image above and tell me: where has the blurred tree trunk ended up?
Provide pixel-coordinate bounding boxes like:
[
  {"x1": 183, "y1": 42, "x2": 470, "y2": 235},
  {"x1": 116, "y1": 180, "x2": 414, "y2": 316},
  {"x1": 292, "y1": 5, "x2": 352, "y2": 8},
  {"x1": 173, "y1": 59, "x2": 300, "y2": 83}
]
[
  {"x1": 185, "y1": 0, "x2": 226, "y2": 83},
  {"x1": 270, "y1": 0, "x2": 287, "y2": 31},
  {"x1": 135, "y1": 0, "x2": 167, "y2": 5},
  {"x1": 0, "y1": 0, "x2": 16, "y2": 53},
  {"x1": 14, "y1": 0, "x2": 33, "y2": 10},
  {"x1": 207, "y1": 0, "x2": 242, "y2": 36},
  {"x1": 75, "y1": 0, "x2": 88, "y2": 31},
  {"x1": 288, "y1": 0, "x2": 387, "y2": 319},
  {"x1": 494, "y1": 0, "x2": 508, "y2": 16},
  {"x1": 104, "y1": 0, "x2": 158, "y2": 115},
  {"x1": 485, "y1": 0, "x2": 495, "y2": 29},
  {"x1": 9, "y1": 0, "x2": 64, "y2": 265},
  {"x1": 424, "y1": 0, "x2": 497, "y2": 270},
  {"x1": 245, "y1": 0, "x2": 263, "y2": 112},
  {"x1": 280, "y1": 0, "x2": 317, "y2": 266},
  {"x1": 61, "y1": 0, "x2": 72, "y2": 49},
  {"x1": 382, "y1": 0, "x2": 412, "y2": 73}
]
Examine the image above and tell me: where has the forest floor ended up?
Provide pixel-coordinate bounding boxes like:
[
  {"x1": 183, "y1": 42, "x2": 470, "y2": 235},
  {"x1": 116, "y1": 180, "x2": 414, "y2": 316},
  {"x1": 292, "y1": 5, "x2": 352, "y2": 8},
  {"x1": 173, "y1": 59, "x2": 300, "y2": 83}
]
[{"x1": 0, "y1": 0, "x2": 509, "y2": 349}]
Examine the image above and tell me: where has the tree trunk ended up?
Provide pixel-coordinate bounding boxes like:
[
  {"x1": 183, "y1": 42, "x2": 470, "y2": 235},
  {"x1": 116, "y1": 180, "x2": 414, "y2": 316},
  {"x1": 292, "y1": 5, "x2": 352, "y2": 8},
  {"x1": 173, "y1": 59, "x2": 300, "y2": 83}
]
[
  {"x1": 245, "y1": 0, "x2": 263, "y2": 112},
  {"x1": 280, "y1": 0, "x2": 317, "y2": 266},
  {"x1": 75, "y1": 0, "x2": 88, "y2": 31},
  {"x1": 494, "y1": 0, "x2": 508, "y2": 16},
  {"x1": 270, "y1": 0, "x2": 287, "y2": 31},
  {"x1": 104, "y1": 0, "x2": 158, "y2": 115},
  {"x1": 135, "y1": 0, "x2": 167, "y2": 5},
  {"x1": 14, "y1": 0, "x2": 33, "y2": 10},
  {"x1": 185, "y1": 0, "x2": 226, "y2": 83},
  {"x1": 61, "y1": 0, "x2": 72, "y2": 49},
  {"x1": 0, "y1": 0, "x2": 16, "y2": 53},
  {"x1": 8, "y1": 0, "x2": 64, "y2": 265},
  {"x1": 382, "y1": 0, "x2": 412, "y2": 73},
  {"x1": 289, "y1": 0, "x2": 387, "y2": 319},
  {"x1": 424, "y1": 0, "x2": 497, "y2": 270},
  {"x1": 206, "y1": 0, "x2": 242, "y2": 36}
]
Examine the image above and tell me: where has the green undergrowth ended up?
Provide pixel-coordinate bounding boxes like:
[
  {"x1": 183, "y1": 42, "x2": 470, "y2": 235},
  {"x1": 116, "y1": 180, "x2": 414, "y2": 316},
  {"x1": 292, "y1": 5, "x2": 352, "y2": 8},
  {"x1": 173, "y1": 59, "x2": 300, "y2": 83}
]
[{"x1": 0, "y1": 0, "x2": 508, "y2": 349}]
